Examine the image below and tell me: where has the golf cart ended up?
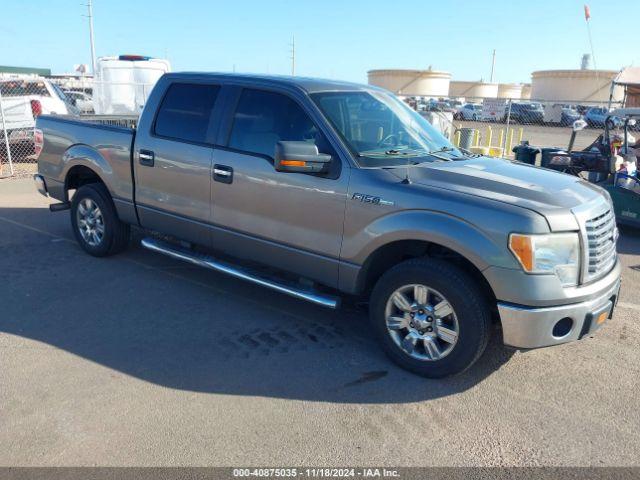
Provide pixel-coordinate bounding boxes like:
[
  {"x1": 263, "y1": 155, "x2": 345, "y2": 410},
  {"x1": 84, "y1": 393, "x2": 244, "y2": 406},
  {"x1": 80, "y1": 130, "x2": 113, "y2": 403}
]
[{"x1": 545, "y1": 109, "x2": 640, "y2": 228}]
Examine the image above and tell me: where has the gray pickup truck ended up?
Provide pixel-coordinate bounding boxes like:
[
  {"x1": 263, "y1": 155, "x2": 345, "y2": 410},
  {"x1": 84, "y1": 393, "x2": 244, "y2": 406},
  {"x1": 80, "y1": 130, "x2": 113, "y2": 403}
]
[{"x1": 34, "y1": 73, "x2": 621, "y2": 377}]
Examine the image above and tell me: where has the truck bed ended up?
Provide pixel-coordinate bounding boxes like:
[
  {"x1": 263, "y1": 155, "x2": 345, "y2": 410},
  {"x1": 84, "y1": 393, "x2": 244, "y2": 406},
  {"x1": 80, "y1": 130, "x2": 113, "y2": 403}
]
[{"x1": 36, "y1": 115, "x2": 136, "y2": 205}]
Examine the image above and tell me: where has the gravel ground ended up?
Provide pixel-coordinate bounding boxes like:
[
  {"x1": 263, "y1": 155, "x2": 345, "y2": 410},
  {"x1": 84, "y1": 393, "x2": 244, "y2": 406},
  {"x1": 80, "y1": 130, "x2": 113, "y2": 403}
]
[{"x1": 0, "y1": 178, "x2": 639, "y2": 467}]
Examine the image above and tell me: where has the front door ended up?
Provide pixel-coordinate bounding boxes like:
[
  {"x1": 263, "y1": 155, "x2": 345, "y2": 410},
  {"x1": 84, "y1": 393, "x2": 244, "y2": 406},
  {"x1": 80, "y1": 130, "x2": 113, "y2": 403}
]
[{"x1": 210, "y1": 88, "x2": 350, "y2": 288}]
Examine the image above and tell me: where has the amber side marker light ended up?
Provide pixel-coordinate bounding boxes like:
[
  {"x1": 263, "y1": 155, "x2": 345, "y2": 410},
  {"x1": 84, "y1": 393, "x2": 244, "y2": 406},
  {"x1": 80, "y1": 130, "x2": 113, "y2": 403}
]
[
  {"x1": 280, "y1": 160, "x2": 306, "y2": 167},
  {"x1": 509, "y1": 234, "x2": 534, "y2": 271},
  {"x1": 597, "y1": 311, "x2": 609, "y2": 325}
]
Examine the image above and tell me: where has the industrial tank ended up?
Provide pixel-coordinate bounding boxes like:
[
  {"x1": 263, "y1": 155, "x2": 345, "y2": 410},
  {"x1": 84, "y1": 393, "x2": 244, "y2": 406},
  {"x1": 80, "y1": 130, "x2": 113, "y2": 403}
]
[
  {"x1": 367, "y1": 69, "x2": 451, "y2": 96},
  {"x1": 531, "y1": 69, "x2": 623, "y2": 103},
  {"x1": 448, "y1": 81, "x2": 498, "y2": 100},
  {"x1": 497, "y1": 83, "x2": 523, "y2": 99},
  {"x1": 521, "y1": 84, "x2": 532, "y2": 100}
]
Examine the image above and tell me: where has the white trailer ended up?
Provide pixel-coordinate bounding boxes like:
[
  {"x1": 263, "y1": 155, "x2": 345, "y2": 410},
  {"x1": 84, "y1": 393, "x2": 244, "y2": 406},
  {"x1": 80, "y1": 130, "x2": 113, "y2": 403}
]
[{"x1": 93, "y1": 55, "x2": 171, "y2": 115}]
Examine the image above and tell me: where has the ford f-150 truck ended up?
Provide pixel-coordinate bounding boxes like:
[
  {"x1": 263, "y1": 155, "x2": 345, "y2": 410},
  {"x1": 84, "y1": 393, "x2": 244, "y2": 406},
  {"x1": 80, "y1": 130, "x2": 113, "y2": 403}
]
[{"x1": 33, "y1": 73, "x2": 621, "y2": 377}]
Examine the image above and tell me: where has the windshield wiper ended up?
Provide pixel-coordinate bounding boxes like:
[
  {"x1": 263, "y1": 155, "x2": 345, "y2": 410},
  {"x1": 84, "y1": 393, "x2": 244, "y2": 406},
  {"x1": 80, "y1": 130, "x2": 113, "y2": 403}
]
[{"x1": 357, "y1": 149, "x2": 421, "y2": 158}]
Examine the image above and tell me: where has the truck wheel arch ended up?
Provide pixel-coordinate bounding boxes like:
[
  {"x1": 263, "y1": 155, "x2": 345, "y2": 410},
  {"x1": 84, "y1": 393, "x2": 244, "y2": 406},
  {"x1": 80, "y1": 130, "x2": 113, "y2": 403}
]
[
  {"x1": 355, "y1": 239, "x2": 497, "y2": 310},
  {"x1": 65, "y1": 164, "x2": 106, "y2": 200},
  {"x1": 62, "y1": 144, "x2": 114, "y2": 201},
  {"x1": 344, "y1": 211, "x2": 512, "y2": 304}
]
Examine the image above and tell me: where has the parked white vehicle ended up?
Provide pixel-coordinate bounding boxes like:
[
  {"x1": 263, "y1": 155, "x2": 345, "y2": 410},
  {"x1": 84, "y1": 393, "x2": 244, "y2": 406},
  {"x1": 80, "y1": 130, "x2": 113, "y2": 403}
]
[
  {"x1": 92, "y1": 55, "x2": 171, "y2": 115},
  {"x1": 64, "y1": 91, "x2": 94, "y2": 113},
  {"x1": 454, "y1": 103, "x2": 482, "y2": 121},
  {"x1": 0, "y1": 78, "x2": 77, "y2": 158}
]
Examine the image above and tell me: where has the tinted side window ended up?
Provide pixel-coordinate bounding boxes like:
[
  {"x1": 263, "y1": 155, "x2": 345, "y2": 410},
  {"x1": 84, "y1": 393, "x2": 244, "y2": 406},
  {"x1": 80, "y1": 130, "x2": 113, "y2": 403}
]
[
  {"x1": 154, "y1": 83, "x2": 219, "y2": 143},
  {"x1": 228, "y1": 89, "x2": 323, "y2": 158}
]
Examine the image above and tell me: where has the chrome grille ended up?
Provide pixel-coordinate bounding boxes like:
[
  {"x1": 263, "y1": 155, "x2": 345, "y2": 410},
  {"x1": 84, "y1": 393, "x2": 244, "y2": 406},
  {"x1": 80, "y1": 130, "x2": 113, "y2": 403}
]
[{"x1": 585, "y1": 209, "x2": 617, "y2": 281}]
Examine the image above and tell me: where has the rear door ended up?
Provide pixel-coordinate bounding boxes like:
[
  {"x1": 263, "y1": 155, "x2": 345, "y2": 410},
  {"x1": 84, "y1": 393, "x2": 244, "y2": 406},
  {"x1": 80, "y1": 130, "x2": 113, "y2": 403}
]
[
  {"x1": 209, "y1": 86, "x2": 350, "y2": 287},
  {"x1": 133, "y1": 81, "x2": 222, "y2": 246}
]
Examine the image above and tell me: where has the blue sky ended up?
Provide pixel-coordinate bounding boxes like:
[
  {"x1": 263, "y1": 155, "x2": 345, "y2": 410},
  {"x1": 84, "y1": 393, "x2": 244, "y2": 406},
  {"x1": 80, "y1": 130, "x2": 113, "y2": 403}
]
[{"x1": 3, "y1": 0, "x2": 639, "y2": 83}]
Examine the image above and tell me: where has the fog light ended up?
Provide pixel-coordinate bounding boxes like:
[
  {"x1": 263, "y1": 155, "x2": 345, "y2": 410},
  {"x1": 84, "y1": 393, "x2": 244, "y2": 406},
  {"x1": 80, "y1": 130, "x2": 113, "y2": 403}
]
[{"x1": 552, "y1": 317, "x2": 573, "y2": 338}]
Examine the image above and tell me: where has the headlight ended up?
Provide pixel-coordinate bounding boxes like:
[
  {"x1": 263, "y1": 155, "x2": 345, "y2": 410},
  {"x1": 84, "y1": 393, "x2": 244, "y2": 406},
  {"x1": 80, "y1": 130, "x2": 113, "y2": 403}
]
[{"x1": 509, "y1": 233, "x2": 580, "y2": 286}]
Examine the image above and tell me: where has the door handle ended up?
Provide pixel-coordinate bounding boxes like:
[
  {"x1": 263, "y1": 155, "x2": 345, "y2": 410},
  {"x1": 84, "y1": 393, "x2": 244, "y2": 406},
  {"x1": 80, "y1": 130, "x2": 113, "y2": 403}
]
[
  {"x1": 213, "y1": 164, "x2": 233, "y2": 184},
  {"x1": 139, "y1": 150, "x2": 155, "y2": 167}
]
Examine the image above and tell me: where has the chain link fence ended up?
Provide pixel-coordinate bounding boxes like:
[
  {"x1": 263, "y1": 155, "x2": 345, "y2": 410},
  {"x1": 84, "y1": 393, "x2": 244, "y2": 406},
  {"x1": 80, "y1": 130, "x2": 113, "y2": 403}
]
[
  {"x1": 412, "y1": 96, "x2": 625, "y2": 162},
  {"x1": 0, "y1": 75, "x2": 149, "y2": 179}
]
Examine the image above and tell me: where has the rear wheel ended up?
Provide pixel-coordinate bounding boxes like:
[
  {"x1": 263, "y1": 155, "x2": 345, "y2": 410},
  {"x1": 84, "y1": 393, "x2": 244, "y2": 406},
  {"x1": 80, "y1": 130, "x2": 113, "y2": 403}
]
[
  {"x1": 370, "y1": 258, "x2": 491, "y2": 378},
  {"x1": 70, "y1": 183, "x2": 130, "y2": 257}
]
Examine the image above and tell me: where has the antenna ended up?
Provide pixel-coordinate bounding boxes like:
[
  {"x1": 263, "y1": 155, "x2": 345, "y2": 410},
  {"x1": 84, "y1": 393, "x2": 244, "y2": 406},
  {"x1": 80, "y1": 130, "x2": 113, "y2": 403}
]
[
  {"x1": 401, "y1": 162, "x2": 412, "y2": 184},
  {"x1": 289, "y1": 35, "x2": 295, "y2": 76}
]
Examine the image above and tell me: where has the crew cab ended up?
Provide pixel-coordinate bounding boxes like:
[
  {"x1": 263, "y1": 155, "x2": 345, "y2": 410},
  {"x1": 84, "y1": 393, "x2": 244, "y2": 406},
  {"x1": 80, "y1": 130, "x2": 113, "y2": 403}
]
[{"x1": 33, "y1": 73, "x2": 621, "y2": 377}]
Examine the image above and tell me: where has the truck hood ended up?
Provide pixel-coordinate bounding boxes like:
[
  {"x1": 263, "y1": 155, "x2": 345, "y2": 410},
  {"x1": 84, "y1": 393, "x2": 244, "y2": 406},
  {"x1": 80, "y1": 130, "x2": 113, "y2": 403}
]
[{"x1": 388, "y1": 157, "x2": 607, "y2": 230}]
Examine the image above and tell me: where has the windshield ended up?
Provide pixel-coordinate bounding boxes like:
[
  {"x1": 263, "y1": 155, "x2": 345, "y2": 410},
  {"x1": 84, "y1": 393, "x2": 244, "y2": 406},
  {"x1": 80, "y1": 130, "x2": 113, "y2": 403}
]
[{"x1": 311, "y1": 90, "x2": 461, "y2": 168}]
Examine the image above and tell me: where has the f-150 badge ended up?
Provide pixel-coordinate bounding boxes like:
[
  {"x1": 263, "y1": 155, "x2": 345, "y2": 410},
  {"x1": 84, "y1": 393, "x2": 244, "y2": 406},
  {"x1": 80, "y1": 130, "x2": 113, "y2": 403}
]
[{"x1": 352, "y1": 193, "x2": 394, "y2": 206}]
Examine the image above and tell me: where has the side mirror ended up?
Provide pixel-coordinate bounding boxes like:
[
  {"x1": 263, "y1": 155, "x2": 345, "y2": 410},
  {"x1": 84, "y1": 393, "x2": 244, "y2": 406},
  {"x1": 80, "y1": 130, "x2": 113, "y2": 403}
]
[
  {"x1": 572, "y1": 118, "x2": 587, "y2": 132},
  {"x1": 274, "y1": 141, "x2": 332, "y2": 174}
]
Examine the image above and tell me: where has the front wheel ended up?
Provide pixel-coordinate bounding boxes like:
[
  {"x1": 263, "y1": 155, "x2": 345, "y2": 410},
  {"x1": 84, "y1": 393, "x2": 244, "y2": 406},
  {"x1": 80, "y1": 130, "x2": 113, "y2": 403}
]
[
  {"x1": 369, "y1": 258, "x2": 491, "y2": 378},
  {"x1": 70, "y1": 183, "x2": 130, "y2": 257}
]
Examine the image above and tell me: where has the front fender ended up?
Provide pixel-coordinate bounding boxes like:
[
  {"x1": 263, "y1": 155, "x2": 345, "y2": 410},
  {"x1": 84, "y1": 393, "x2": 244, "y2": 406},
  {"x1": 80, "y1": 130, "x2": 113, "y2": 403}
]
[{"x1": 343, "y1": 209, "x2": 520, "y2": 272}]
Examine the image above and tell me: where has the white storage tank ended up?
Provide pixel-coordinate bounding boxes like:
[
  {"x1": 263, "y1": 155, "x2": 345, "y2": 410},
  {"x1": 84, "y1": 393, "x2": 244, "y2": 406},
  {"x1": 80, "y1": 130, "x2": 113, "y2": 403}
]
[
  {"x1": 531, "y1": 69, "x2": 623, "y2": 103},
  {"x1": 448, "y1": 81, "x2": 498, "y2": 100},
  {"x1": 521, "y1": 84, "x2": 532, "y2": 100},
  {"x1": 367, "y1": 68, "x2": 451, "y2": 96},
  {"x1": 497, "y1": 83, "x2": 523, "y2": 99}
]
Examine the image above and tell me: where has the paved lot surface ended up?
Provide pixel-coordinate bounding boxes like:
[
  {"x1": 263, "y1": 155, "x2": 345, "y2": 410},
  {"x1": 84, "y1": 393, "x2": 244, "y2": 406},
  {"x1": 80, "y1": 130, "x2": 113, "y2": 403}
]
[{"x1": 1, "y1": 178, "x2": 639, "y2": 467}]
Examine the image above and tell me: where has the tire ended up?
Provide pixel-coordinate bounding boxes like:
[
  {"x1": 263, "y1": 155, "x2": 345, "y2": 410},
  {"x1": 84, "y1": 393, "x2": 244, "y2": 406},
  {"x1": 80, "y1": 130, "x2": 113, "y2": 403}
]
[
  {"x1": 70, "y1": 183, "x2": 130, "y2": 257},
  {"x1": 369, "y1": 258, "x2": 491, "y2": 378}
]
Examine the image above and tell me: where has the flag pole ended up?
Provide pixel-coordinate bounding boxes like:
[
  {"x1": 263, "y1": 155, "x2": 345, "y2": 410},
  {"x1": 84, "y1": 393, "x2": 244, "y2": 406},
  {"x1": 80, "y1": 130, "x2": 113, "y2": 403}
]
[
  {"x1": 584, "y1": 4, "x2": 605, "y2": 105},
  {"x1": 584, "y1": 5, "x2": 597, "y2": 71}
]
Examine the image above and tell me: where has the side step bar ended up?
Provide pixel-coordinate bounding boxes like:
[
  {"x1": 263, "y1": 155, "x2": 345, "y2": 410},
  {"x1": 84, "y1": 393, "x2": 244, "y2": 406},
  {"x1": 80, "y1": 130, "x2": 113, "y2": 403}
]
[{"x1": 141, "y1": 237, "x2": 340, "y2": 309}]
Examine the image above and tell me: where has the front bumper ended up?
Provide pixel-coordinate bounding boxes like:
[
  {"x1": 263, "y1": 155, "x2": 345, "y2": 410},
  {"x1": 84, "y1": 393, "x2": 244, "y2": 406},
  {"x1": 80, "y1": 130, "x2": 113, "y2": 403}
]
[{"x1": 498, "y1": 271, "x2": 621, "y2": 349}]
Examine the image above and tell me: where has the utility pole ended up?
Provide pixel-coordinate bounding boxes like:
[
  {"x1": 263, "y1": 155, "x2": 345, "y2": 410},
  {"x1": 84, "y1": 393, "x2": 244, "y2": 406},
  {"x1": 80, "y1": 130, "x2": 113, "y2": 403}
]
[
  {"x1": 289, "y1": 35, "x2": 295, "y2": 76},
  {"x1": 86, "y1": 0, "x2": 97, "y2": 75},
  {"x1": 490, "y1": 49, "x2": 496, "y2": 83}
]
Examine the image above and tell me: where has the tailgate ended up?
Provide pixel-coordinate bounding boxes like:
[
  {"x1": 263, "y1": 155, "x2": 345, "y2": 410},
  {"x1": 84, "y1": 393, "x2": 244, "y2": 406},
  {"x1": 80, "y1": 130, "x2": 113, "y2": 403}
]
[{"x1": 0, "y1": 97, "x2": 34, "y2": 131}]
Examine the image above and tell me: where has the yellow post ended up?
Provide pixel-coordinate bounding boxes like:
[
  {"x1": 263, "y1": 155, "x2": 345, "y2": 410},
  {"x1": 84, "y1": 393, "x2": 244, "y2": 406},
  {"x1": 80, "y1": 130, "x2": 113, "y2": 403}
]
[
  {"x1": 517, "y1": 128, "x2": 524, "y2": 145},
  {"x1": 454, "y1": 130, "x2": 460, "y2": 147},
  {"x1": 485, "y1": 126, "x2": 492, "y2": 147},
  {"x1": 506, "y1": 128, "x2": 514, "y2": 156},
  {"x1": 473, "y1": 129, "x2": 480, "y2": 147},
  {"x1": 498, "y1": 129, "x2": 504, "y2": 151}
]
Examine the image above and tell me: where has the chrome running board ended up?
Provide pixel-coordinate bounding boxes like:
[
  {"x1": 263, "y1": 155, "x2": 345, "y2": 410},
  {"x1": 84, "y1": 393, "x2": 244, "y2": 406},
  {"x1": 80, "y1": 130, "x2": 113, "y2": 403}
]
[{"x1": 141, "y1": 237, "x2": 340, "y2": 309}]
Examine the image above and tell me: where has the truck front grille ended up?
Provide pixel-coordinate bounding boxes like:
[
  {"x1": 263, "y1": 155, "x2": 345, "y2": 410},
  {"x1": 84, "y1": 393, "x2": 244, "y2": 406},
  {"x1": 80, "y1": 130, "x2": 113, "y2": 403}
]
[{"x1": 585, "y1": 209, "x2": 617, "y2": 281}]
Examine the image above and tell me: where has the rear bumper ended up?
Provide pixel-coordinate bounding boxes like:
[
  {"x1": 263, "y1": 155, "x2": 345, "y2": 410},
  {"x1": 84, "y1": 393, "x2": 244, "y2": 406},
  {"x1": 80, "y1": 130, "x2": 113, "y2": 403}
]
[
  {"x1": 33, "y1": 174, "x2": 48, "y2": 197},
  {"x1": 498, "y1": 270, "x2": 621, "y2": 349}
]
